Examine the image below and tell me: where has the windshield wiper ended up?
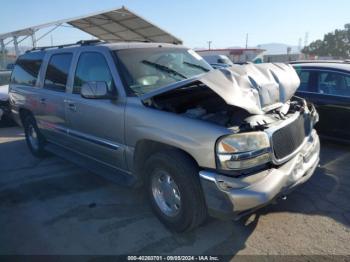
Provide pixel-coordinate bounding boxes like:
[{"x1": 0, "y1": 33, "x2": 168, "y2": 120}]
[
  {"x1": 183, "y1": 61, "x2": 210, "y2": 72},
  {"x1": 142, "y1": 60, "x2": 187, "y2": 79}
]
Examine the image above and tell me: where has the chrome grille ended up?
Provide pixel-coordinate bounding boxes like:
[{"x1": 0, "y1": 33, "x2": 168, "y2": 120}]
[{"x1": 272, "y1": 114, "x2": 311, "y2": 160}]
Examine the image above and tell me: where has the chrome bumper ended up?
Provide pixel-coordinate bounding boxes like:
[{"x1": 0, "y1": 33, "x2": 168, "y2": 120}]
[{"x1": 199, "y1": 130, "x2": 320, "y2": 218}]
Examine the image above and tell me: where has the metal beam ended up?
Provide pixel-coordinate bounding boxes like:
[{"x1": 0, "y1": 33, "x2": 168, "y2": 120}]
[
  {"x1": 13, "y1": 36, "x2": 19, "y2": 57},
  {"x1": 31, "y1": 31, "x2": 37, "y2": 48},
  {"x1": 0, "y1": 39, "x2": 5, "y2": 69}
]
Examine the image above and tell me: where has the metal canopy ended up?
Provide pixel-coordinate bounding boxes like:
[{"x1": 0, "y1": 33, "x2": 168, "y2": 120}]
[
  {"x1": 0, "y1": 6, "x2": 182, "y2": 64},
  {"x1": 68, "y1": 7, "x2": 182, "y2": 44},
  {"x1": 0, "y1": 6, "x2": 182, "y2": 44}
]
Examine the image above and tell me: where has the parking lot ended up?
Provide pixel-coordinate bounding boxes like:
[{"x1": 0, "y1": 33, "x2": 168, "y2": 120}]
[{"x1": 0, "y1": 123, "x2": 349, "y2": 257}]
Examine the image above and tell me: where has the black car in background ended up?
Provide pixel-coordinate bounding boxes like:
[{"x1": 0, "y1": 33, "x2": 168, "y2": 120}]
[
  {"x1": 0, "y1": 70, "x2": 12, "y2": 122},
  {"x1": 292, "y1": 61, "x2": 350, "y2": 141}
]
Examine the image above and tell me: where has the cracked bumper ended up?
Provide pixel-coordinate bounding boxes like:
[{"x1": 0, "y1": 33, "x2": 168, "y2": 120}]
[{"x1": 199, "y1": 130, "x2": 320, "y2": 219}]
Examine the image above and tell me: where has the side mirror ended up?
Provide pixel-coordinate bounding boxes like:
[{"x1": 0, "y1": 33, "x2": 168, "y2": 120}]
[{"x1": 81, "y1": 81, "x2": 115, "y2": 99}]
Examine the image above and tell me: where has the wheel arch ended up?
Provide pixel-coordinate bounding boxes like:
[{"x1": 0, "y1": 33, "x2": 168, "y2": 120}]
[{"x1": 133, "y1": 139, "x2": 200, "y2": 183}]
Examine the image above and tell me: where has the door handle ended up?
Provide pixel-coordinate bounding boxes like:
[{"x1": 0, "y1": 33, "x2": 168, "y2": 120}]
[
  {"x1": 68, "y1": 103, "x2": 77, "y2": 111},
  {"x1": 40, "y1": 98, "x2": 46, "y2": 104}
]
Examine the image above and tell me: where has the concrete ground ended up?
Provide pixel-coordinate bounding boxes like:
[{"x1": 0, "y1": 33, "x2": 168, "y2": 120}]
[{"x1": 0, "y1": 124, "x2": 349, "y2": 257}]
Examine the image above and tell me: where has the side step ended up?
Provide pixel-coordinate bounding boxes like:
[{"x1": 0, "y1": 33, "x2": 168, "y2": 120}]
[{"x1": 45, "y1": 142, "x2": 137, "y2": 187}]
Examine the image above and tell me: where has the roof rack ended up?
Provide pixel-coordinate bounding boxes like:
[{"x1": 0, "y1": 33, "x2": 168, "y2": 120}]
[{"x1": 25, "y1": 39, "x2": 104, "y2": 53}]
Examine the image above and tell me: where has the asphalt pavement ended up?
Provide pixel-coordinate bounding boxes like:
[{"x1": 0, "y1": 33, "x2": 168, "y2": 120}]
[{"x1": 0, "y1": 123, "x2": 349, "y2": 257}]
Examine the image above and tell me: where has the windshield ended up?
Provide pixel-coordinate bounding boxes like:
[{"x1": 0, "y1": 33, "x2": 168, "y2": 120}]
[{"x1": 115, "y1": 47, "x2": 212, "y2": 95}]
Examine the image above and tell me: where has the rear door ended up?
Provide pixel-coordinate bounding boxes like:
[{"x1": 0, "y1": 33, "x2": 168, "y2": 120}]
[
  {"x1": 9, "y1": 52, "x2": 45, "y2": 122},
  {"x1": 37, "y1": 52, "x2": 73, "y2": 146},
  {"x1": 64, "y1": 50, "x2": 127, "y2": 170},
  {"x1": 311, "y1": 70, "x2": 350, "y2": 140}
]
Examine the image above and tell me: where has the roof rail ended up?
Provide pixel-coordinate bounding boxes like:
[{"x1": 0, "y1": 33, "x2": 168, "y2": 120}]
[
  {"x1": 75, "y1": 39, "x2": 102, "y2": 45},
  {"x1": 290, "y1": 60, "x2": 350, "y2": 64},
  {"x1": 25, "y1": 39, "x2": 104, "y2": 53}
]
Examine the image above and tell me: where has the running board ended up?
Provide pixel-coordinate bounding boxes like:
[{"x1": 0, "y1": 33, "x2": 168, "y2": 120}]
[{"x1": 45, "y1": 142, "x2": 137, "y2": 187}]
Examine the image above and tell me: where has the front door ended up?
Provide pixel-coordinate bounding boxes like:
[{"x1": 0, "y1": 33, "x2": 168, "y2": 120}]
[{"x1": 65, "y1": 51, "x2": 126, "y2": 170}]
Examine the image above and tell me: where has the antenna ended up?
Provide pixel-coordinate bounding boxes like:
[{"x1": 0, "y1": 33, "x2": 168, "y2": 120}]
[{"x1": 245, "y1": 33, "x2": 249, "y2": 48}]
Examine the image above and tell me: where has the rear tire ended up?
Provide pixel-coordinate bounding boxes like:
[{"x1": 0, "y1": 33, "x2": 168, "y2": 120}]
[
  {"x1": 145, "y1": 150, "x2": 207, "y2": 232},
  {"x1": 23, "y1": 114, "x2": 47, "y2": 157}
]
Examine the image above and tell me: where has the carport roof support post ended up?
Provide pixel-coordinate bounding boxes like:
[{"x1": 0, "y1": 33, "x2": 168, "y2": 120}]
[
  {"x1": 0, "y1": 39, "x2": 5, "y2": 69},
  {"x1": 13, "y1": 36, "x2": 19, "y2": 58}
]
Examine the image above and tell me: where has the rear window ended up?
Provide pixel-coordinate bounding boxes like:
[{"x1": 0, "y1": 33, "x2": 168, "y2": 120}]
[{"x1": 10, "y1": 52, "x2": 44, "y2": 87}]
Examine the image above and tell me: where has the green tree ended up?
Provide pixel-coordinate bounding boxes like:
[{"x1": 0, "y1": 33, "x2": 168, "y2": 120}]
[{"x1": 302, "y1": 24, "x2": 350, "y2": 59}]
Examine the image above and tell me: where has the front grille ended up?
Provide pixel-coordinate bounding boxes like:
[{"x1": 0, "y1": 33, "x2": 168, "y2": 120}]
[{"x1": 272, "y1": 114, "x2": 311, "y2": 160}]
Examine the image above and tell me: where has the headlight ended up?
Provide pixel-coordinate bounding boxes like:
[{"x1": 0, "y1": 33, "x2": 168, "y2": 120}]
[{"x1": 216, "y1": 132, "x2": 271, "y2": 170}]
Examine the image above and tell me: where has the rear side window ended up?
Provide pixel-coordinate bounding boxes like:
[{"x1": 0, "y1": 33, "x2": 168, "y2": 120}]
[
  {"x1": 73, "y1": 52, "x2": 114, "y2": 94},
  {"x1": 44, "y1": 53, "x2": 73, "y2": 92},
  {"x1": 10, "y1": 52, "x2": 44, "y2": 86}
]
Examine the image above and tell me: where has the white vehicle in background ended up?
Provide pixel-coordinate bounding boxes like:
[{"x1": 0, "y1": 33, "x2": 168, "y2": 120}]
[
  {"x1": 201, "y1": 54, "x2": 234, "y2": 69},
  {"x1": 0, "y1": 70, "x2": 11, "y2": 121}
]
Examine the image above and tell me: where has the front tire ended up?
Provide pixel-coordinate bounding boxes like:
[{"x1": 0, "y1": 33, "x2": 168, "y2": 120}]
[
  {"x1": 23, "y1": 115, "x2": 47, "y2": 157},
  {"x1": 145, "y1": 150, "x2": 207, "y2": 232}
]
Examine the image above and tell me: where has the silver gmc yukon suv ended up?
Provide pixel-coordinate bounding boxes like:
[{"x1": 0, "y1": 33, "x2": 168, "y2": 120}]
[{"x1": 9, "y1": 41, "x2": 320, "y2": 232}]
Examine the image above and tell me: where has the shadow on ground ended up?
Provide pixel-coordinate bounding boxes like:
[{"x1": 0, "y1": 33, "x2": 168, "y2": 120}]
[
  {"x1": 0, "y1": 129, "x2": 349, "y2": 256},
  {"x1": 259, "y1": 140, "x2": 350, "y2": 226}
]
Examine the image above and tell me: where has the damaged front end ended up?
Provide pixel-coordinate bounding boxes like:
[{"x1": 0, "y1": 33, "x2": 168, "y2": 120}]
[{"x1": 141, "y1": 62, "x2": 320, "y2": 219}]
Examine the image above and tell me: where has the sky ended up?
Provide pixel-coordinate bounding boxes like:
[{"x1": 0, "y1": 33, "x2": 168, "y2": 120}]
[{"x1": 0, "y1": 0, "x2": 349, "y2": 49}]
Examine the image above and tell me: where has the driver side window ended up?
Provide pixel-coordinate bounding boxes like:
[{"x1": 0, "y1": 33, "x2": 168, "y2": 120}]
[{"x1": 73, "y1": 52, "x2": 115, "y2": 94}]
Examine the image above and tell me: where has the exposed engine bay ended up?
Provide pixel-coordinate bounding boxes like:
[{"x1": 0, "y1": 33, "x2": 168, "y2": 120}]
[
  {"x1": 141, "y1": 62, "x2": 312, "y2": 135},
  {"x1": 143, "y1": 81, "x2": 310, "y2": 133}
]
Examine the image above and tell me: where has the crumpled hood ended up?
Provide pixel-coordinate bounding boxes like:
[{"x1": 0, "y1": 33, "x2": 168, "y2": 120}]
[
  {"x1": 0, "y1": 85, "x2": 9, "y2": 102},
  {"x1": 199, "y1": 63, "x2": 300, "y2": 114},
  {"x1": 142, "y1": 63, "x2": 300, "y2": 115}
]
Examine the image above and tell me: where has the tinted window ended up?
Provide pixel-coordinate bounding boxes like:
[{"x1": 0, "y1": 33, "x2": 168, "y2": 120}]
[
  {"x1": 318, "y1": 71, "x2": 350, "y2": 97},
  {"x1": 10, "y1": 52, "x2": 44, "y2": 86},
  {"x1": 297, "y1": 70, "x2": 311, "y2": 91},
  {"x1": 44, "y1": 53, "x2": 72, "y2": 92},
  {"x1": 73, "y1": 52, "x2": 114, "y2": 94}
]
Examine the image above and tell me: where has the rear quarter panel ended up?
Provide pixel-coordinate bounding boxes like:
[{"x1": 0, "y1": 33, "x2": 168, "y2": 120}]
[{"x1": 9, "y1": 85, "x2": 42, "y2": 126}]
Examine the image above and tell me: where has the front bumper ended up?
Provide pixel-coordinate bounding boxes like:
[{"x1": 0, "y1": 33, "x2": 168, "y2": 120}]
[{"x1": 199, "y1": 130, "x2": 320, "y2": 219}]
